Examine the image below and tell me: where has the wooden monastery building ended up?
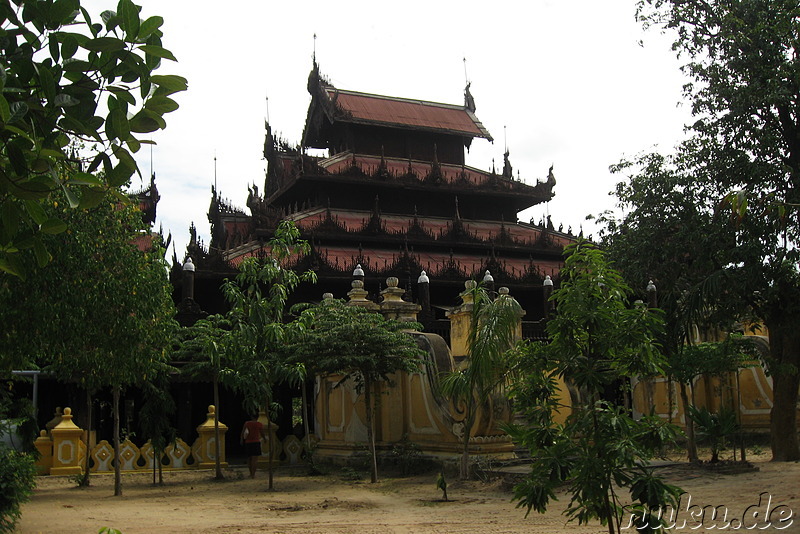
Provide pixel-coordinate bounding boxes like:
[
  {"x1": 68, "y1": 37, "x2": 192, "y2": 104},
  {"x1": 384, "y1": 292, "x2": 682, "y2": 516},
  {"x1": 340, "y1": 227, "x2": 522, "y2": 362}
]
[{"x1": 175, "y1": 63, "x2": 577, "y2": 332}]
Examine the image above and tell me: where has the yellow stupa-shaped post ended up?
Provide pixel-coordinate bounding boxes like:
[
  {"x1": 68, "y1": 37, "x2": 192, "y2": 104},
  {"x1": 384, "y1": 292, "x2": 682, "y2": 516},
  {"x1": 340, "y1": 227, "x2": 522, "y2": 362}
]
[
  {"x1": 34, "y1": 430, "x2": 52, "y2": 475},
  {"x1": 50, "y1": 407, "x2": 86, "y2": 476},
  {"x1": 193, "y1": 405, "x2": 228, "y2": 469}
]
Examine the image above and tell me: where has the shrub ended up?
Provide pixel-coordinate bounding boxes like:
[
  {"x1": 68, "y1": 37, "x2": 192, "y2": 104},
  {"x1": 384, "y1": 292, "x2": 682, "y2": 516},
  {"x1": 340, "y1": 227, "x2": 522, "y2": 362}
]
[{"x1": 0, "y1": 447, "x2": 37, "y2": 533}]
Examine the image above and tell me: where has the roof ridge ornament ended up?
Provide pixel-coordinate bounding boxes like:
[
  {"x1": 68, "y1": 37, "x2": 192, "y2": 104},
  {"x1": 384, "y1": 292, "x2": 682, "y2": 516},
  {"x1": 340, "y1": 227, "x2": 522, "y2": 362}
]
[{"x1": 464, "y1": 82, "x2": 476, "y2": 112}]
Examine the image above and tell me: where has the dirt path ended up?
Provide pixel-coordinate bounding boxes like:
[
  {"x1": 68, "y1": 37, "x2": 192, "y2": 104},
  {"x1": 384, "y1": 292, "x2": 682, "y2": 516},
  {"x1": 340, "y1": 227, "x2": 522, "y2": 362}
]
[{"x1": 17, "y1": 458, "x2": 800, "y2": 534}]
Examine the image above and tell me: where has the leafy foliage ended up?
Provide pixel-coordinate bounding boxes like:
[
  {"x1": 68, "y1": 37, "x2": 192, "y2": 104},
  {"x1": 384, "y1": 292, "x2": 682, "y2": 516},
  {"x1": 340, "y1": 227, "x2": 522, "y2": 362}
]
[
  {"x1": 507, "y1": 241, "x2": 682, "y2": 534},
  {"x1": 686, "y1": 405, "x2": 739, "y2": 462},
  {"x1": 439, "y1": 283, "x2": 523, "y2": 480},
  {"x1": 138, "y1": 368, "x2": 176, "y2": 485},
  {"x1": 1, "y1": 197, "x2": 175, "y2": 379},
  {"x1": 630, "y1": 0, "x2": 800, "y2": 460},
  {"x1": 175, "y1": 314, "x2": 233, "y2": 481},
  {"x1": 0, "y1": 0, "x2": 186, "y2": 278},
  {"x1": 0, "y1": 447, "x2": 36, "y2": 533},
  {"x1": 294, "y1": 299, "x2": 425, "y2": 483},
  {"x1": 222, "y1": 221, "x2": 317, "y2": 416},
  {"x1": 0, "y1": 197, "x2": 176, "y2": 495}
]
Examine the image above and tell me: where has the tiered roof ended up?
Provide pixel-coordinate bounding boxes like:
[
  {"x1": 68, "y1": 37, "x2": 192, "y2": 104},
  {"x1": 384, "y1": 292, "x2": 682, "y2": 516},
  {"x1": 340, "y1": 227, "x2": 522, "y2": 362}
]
[{"x1": 185, "y1": 65, "x2": 575, "y2": 321}]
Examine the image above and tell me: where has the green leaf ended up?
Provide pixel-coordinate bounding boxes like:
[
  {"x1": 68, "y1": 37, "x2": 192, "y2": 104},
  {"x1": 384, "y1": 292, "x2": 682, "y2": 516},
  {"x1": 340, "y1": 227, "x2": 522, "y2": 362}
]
[
  {"x1": 3, "y1": 125, "x2": 32, "y2": 143},
  {"x1": 9, "y1": 101, "x2": 29, "y2": 123},
  {"x1": 118, "y1": 0, "x2": 140, "y2": 41},
  {"x1": 54, "y1": 93, "x2": 79, "y2": 107},
  {"x1": 31, "y1": 158, "x2": 50, "y2": 173},
  {"x1": 138, "y1": 16, "x2": 163, "y2": 40},
  {"x1": 6, "y1": 176, "x2": 53, "y2": 199},
  {"x1": 1, "y1": 201, "x2": 21, "y2": 239},
  {"x1": 137, "y1": 44, "x2": 176, "y2": 62},
  {"x1": 48, "y1": 32, "x2": 60, "y2": 62},
  {"x1": 24, "y1": 200, "x2": 48, "y2": 225},
  {"x1": 38, "y1": 148, "x2": 65, "y2": 159},
  {"x1": 7, "y1": 141, "x2": 28, "y2": 176},
  {"x1": 112, "y1": 144, "x2": 138, "y2": 174},
  {"x1": 68, "y1": 172, "x2": 103, "y2": 186},
  {"x1": 129, "y1": 110, "x2": 162, "y2": 133},
  {"x1": 107, "y1": 161, "x2": 135, "y2": 188},
  {"x1": 36, "y1": 64, "x2": 57, "y2": 102},
  {"x1": 78, "y1": 187, "x2": 107, "y2": 209},
  {"x1": 62, "y1": 185, "x2": 80, "y2": 208},
  {"x1": 144, "y1": 96, "x2": 178, "y2": 114},
  {"x1": 108, "y1": 86, "x2": 136, "y2": 106},
  {"x1": 100, "y1": 9, "x2": 117, "y2": 29},
  {"x1": 0, "y1": 256, "x2": 25, "y2": 279},
  {"x1": 33, "y1": 238, "x2": 51, "y2": 267},
  {"x1": 0, "y1": 94, "x2": 10, "y2": 122},
  {"x1": 127, "y1": 137, "x2": 141, "y2": 153},
  {"x1": 62, "y1": 59, "x2": 91, "y2": 73},
  {"x1": 61, "y1": 33, "x2": 79, "y2": 59},
  {"x1": 40, "y1": 218, "x2": 67, "y2": 234},
  {"x1": 110, "y1": 107, "x2": 130, "y2": 141},
  {"x1": 151, "y1": 74, "x2": 188, "y2": 96},
  {"x1": 83, "y1": 37, "x2": 126, "y2": 53}
]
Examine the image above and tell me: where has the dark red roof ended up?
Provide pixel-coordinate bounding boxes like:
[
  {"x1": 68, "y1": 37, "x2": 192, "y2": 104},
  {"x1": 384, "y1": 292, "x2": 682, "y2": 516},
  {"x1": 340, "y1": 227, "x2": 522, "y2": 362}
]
[
  {"x1": 321, "y1": 153, "x2": 492, "y2": 186},
  {"x1": 225, "y1": 241, "x2": 562, "y2": 281},
  {"x1": 286, "y1": 208, "x2": 574, "y2": 249},
  {"x1": 325, "y1": 88, "x2": 492, "y2": 140}
]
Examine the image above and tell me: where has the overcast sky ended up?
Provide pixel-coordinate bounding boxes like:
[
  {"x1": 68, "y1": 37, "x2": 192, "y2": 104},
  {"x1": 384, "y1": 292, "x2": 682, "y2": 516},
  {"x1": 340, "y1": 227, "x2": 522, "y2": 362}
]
[{"x1": 83, "y1": 0, "x2": 692, "y2": 260}]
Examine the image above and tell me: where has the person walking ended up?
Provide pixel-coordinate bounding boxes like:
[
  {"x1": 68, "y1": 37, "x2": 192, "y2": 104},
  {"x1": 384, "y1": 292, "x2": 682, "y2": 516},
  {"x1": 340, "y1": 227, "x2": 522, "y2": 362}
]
[{"x1": 241, "y1": 414, "x2": 267, "y2": 478}]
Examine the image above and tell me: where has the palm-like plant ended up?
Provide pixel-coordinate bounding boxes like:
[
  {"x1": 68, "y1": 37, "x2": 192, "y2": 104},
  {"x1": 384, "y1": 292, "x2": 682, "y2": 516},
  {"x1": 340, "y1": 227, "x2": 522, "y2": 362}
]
[
  {"x1": 686, "y1": 405, "x2": 739, "y2": 463},
  {"x1": 440, "y1": 284, "x2": 523, "y2": 480}
]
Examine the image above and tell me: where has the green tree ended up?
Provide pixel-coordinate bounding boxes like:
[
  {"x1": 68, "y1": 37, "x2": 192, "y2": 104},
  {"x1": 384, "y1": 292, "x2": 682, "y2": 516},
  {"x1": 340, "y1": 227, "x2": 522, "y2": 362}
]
[
  {"x1": 177, "y1": 315, "x2": 233, "y2": 481},
  {"x1": 221, "y1": 220, "x2": 316, "y2": 489},
  {"x1": 439, "y1": 283, "x2": 523, "y2": 480},
  {"x1": 138, "y1": 368, "x2": 176, "y2": 485},
  {"x1": 0, "y1": 442, "x2": 37, "y2": 533},
  {"x1": 600, "y1": 152, "x2": 754, "y2": 461},
  {"x1": 636, "y1": 0, "x2": 800, "y2": 461},
  {"x1": 294, "y1": 299, "x2": 425, "y2": 483},
  {"x1": 0, "y1": 0, "x2": 186, "y2": 278},
  {"x1": 669, "y1": 336, "x2": 758, "y2": 461},
  {"x1": 507, "y1": 241, "x2": 681, "y2": 534},
  {"x1": 0, "y1": 198, "x2": 175, "y2": 496}
]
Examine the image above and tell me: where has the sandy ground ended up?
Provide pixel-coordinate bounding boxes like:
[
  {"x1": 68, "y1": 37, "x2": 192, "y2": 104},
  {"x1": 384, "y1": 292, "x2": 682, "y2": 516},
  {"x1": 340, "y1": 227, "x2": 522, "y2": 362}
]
[{"x1": 17, "y1": 455, "x2": 800, "y2": 534}]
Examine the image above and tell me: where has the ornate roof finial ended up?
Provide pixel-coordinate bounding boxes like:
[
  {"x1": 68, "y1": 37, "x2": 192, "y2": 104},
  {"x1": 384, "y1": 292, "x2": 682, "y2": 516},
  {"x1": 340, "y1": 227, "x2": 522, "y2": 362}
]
[
  {"x1": 502, "y1": 149, "x2": 512, "y2": 179},
  {"x1": 547, "y1": 164, "x2": 556, "y2": 186},
  {"x1": 464, "y1": 58, "x2": 476, "y2": 112}
]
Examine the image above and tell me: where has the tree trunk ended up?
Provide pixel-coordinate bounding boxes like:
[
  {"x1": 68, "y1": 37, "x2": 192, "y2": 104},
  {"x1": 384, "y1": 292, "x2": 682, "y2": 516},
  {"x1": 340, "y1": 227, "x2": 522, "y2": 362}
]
[
  {"x1": 158, "y1": 448, "x2": 164, "y2": 485},
  {"x1": 363, "y1": 378, "x2": 378, "y2": 483},
  {"x1": 679, "y1": 382, "x2": 698, "y2": 462},
  {"x1": 770, "y1": 371, "x2": 800, "y2": 461},
  {"x1": 301, "y1": 380, "x2": 311, "y2": 448},
  {"x1": 266, "y1": 398, "x2": 274, "y2": 491},
  {"x1": 113, "y1": 387, "x2": 122, "y2": 497},
  {"x1": 81, "y1": 389, "x2": 93, "y2": 486},
  {"x1": 766, "y1": 324, "x2": 800, "y2": 461},
  {"x1": 213, "y1": 376, "x2": 223, "y2": 480},
  {"x1": 460, "y1": 412, "x2": 473, "y2": 481}
]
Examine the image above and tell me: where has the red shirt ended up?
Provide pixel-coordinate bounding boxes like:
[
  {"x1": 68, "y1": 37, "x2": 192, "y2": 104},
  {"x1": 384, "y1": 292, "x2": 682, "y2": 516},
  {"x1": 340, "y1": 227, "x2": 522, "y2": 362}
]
[{"x1": 243, "y1": 420, "x2": 263, "y2": 444}]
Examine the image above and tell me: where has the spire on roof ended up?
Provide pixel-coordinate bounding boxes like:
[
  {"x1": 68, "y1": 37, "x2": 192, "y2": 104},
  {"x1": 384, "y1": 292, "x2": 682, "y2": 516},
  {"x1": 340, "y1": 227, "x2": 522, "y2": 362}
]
[
  {"x1": 547, "y1": 164, "x2": 556, "y2": 186},
  {"x1": 464, "y1": 82, "x2": 476, "y2": 113},
  {"x1": 502, "y1": 149, "x2": 513, "y2": 179}
]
